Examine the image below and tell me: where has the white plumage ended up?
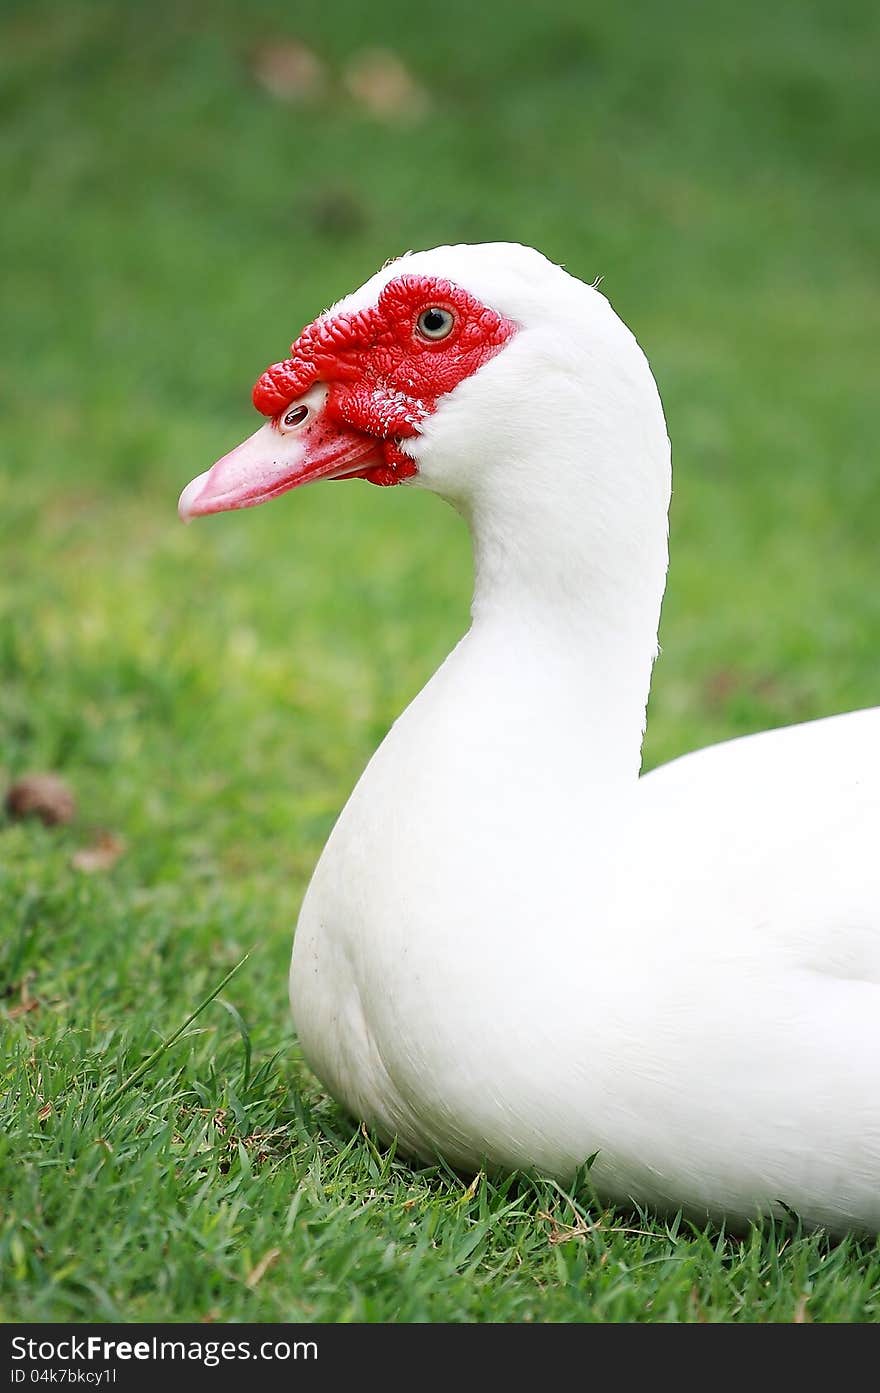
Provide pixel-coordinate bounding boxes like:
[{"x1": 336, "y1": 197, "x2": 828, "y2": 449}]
[{"x1": 191, "y1": 243, "x2": 880, "y2": 1230}]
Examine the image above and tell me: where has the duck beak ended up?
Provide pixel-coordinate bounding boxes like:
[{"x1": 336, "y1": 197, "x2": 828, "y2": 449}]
[{"x1": 178, "y1": 387, "x2": 380, "y2": 522}]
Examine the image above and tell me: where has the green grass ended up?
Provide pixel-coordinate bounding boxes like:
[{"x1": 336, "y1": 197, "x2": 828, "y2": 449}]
[{"x1": 2, "y1": 0, "x2": 879, "y2": 1322}]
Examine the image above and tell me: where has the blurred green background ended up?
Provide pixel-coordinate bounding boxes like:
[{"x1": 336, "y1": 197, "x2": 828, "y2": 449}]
[{"x1": 1, "y1": 0, "x2": 879, "y2": 1322}]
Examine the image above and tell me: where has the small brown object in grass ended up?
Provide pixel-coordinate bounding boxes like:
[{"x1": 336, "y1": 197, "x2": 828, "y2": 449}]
[
  {"x1": 251, "y1": 40, "x2": 326, "y2": 104},
  {"x1": 5, "y1": 773, "x2": 76, "y2": 826},
  {"x1": 342, "y1": 49, "x2": 430, "y2": 121},
  {"x1": 71, "y1": 830, "x2": 126, "y2": 874}
]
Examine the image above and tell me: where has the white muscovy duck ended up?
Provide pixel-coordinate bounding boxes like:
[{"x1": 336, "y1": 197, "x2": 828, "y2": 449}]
[{"x1": 179, "y1": 243, "x2": 880, "y2": 1232}]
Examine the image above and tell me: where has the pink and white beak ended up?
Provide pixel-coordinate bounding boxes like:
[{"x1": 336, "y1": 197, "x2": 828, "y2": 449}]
[{"x1": 178, "y1": 386, "x2": 381, "y2": 522}]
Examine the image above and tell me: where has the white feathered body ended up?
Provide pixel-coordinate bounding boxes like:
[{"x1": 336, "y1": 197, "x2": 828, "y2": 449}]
[
  {"x1": 293, "y1": 644, "x2": 880, "y2": 1231},
  {"x1": 278, "y1": 243, "x2": 880, "y2": 1231}
]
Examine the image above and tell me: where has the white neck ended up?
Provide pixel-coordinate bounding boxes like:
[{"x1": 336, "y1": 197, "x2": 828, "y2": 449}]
[
  {"x1": 414, "y1": 325, "x2": 671, "y2": 798},
  {"x1": 449, "y1": 448, "x2": 668, "y2": 805},
  {"x1": 399, "y1": 267, "x2": 672, "y2": 805},
  {"x1": 462, "y1": 476, "x2": 667, "y2": 787}
]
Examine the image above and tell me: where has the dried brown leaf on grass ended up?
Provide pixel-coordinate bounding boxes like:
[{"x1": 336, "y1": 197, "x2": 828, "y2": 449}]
[
  {"x1": 71, "y1": 830, "x2": 126, "y2": 873},
  {"x1": 5, "y1": 773, "x2": 76, "y2": 826},
  {"x1": 251, "y1": 40, "x2": 327, "y2": 103},
  {"x1": 249, "y1": 40, "x2": 429, "y2": 123},
  {"x1": 342, "y1": 48, "x2": 430, "y2": 121}
]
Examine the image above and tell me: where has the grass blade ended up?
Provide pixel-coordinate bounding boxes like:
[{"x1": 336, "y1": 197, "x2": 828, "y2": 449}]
[{"x1": 102, "y1": 954, "x2": 250, "y2": 1113}]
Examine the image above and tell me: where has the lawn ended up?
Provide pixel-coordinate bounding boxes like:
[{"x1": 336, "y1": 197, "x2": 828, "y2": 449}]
[{"x1": 1, "y1": 0, "x2": 879, "y2": 1322}]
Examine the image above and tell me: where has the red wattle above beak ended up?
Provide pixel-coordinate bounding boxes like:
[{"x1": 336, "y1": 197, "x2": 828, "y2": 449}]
[{"x1": 178, "y1": 387, "x2": 381, "y2": 522}]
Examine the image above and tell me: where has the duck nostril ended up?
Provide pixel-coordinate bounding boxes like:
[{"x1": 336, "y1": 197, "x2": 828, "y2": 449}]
[{"x1": 281, "y1": 403, "x2": 310, "y2": 431}]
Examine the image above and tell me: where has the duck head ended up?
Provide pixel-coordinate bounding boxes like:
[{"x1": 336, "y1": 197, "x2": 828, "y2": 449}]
[
  {"x1": 179, "y1": 248, "x2": 514, "y2": 518},
  {"x1": 178, "y1": 242, "x2": 669, "y2": 527}
]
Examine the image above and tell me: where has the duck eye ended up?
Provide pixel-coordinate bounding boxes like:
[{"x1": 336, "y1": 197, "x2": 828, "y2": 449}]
[
  {"x1": 280, "y1": 403, "x2": 310, "y2": 432},
  {"x1": 416, "y1": 307, "x2": 455, "y2": 341}
]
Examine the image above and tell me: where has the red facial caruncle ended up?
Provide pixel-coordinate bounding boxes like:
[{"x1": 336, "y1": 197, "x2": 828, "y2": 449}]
[
  {"x1": 253, "y1": 274, "x2": 517, "y2": 485},
  {"x1": 178, "y1": 273, "x2": 517, "y2": 520}
]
